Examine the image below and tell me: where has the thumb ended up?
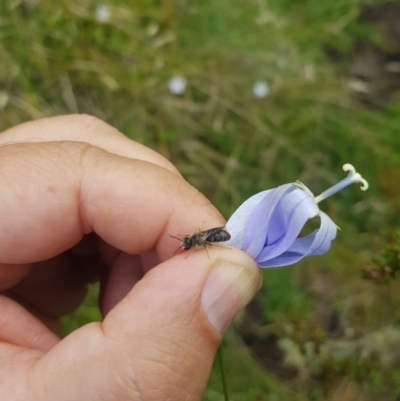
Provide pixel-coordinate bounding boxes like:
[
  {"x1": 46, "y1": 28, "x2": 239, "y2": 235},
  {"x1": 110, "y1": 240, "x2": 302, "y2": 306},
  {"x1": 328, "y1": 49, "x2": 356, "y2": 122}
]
[
  {"x1": 104, "y1": 247, "x2": 261, "y2": 400},
  {"x1": 34, "y1": 248, "x2": 261, "y2": 401}
]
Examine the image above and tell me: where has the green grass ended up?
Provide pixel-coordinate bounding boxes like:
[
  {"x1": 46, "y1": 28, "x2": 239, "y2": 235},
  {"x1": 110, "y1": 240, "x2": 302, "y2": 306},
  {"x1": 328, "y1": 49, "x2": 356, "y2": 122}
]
[{"x1": 2, "y1": 0, "x2": 400, "y2": 399}]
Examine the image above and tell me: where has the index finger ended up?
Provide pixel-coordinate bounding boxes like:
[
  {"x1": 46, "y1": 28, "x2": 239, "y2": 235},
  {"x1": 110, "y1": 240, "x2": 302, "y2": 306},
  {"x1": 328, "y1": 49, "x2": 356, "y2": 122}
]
[
  {"x1": 0, "y1": 141, "x2": 224, "y2": 264},
  {"x1": 0, "y1": 114, "x2": 180, "y2": 175}
]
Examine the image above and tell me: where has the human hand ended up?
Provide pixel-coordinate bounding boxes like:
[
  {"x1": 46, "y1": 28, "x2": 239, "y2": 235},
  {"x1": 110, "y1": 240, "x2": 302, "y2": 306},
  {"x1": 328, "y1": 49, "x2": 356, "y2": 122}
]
[{"x1": 0, "y1": 115, "x2": 261, "y2": 401}]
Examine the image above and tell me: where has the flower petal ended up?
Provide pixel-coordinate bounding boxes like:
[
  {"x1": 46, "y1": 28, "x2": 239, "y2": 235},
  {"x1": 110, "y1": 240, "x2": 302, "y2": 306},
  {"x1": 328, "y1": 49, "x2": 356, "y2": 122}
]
[
  {"x1": 225, "y1": 189, "x2": 272, "y2": 249},
  {"x1": 242, "y1": 184, "x2": 295, "y2": 257},
  {"x1": 256, "y1": 187, "x2": 319, "y2": 263},
  {"x1": 258, "y1": 251, "x2": 305, "y2": 267},
  {"x1": 305, "y1": 211, "x2": 337, "y2": 255},
  {"x1": 259, "y1": 211, "x2": 337, "y2": 267},
  {"x1": 225, "y1": 181, "x2": 338, "y2": 268}
]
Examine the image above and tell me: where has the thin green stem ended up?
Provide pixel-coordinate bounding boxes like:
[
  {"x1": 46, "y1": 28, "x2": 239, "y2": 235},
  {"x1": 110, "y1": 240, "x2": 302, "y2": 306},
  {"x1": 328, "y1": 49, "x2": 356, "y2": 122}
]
[{"x1": 217, "y1": 344, "x2": 229, "y2": 401}]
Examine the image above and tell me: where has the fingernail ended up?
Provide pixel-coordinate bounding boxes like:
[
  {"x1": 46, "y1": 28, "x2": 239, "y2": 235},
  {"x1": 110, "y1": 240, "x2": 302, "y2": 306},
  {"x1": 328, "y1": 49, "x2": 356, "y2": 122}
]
[{"x1": 201, "y1": 262, "x2": 261, "y2": 334}]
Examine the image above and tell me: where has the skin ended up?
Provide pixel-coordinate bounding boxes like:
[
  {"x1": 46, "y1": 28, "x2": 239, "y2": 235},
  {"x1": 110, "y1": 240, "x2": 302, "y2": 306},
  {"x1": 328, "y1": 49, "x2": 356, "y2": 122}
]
[{"x1": 0, "y1": 115, "x2": 261, "y2": 401}]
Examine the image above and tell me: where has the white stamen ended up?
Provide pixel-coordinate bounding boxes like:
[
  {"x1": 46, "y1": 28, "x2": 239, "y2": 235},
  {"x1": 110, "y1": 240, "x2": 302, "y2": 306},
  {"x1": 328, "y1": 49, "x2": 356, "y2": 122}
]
[
  {"x1": 314, "y1": 164, "x2": 368, "y2": 204},
  {"x1": 342, "y1": 164, "x2": 369, "y2": 190}
]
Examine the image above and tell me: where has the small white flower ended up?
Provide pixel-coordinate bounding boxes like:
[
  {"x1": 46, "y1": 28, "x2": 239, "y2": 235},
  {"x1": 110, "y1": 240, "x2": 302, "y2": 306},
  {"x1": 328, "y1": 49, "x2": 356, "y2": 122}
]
[
  {"x1": 96, "y1": 4, "x2": 111, "y2": 23},
  {"x1": 252, "y1": 81, "x2": 270, "y2": 99},
  {"x1": 168, "y1": 76, "x2": 187, "y2": 95}
]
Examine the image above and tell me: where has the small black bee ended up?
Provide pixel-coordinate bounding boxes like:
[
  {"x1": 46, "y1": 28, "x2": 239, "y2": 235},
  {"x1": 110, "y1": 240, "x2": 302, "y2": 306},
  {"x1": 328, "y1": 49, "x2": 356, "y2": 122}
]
[{"x1": 170, "y1": 226, "x2": 231, "y2": 258}]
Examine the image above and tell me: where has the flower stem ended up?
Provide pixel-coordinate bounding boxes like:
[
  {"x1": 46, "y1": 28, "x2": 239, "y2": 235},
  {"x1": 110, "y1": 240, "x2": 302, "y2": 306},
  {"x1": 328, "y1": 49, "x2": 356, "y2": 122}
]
[{"x1": 218, "y1": 344, "x2": 230, "y2": 401}]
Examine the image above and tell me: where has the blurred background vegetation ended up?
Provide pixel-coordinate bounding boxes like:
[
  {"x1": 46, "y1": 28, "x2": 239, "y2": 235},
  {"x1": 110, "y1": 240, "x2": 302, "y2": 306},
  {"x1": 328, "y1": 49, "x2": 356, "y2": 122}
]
[{"x1": 2, "y1": 0, "x2": 400, "y2": 399}]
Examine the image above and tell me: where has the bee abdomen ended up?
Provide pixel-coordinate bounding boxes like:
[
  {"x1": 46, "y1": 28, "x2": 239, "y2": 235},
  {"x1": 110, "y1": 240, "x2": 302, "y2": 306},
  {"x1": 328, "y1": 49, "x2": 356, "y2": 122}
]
[{"x1": 205, "y1": 228, "x2": 231, "y2": 243}]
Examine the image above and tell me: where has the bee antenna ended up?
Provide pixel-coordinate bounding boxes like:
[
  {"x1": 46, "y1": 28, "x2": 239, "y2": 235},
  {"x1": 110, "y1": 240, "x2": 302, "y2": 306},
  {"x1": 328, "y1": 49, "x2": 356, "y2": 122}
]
[
  {"x1": 170, "y1": 235, "x2": 183, "y2": 255},
  {"x1": 169, "y1": 235, "x2": 182, "y2": 241}
]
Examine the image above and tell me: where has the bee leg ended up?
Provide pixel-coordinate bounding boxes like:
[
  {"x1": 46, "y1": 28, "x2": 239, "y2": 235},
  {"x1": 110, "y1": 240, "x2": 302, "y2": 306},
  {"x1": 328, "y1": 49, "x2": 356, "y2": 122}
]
[
  {"x1": 173, "y1": 245, "x2": 183, "y2": 255},
  {"x1": 207, "y1": 243, "x2": 231, "y2": 250},
  {"x1": 204, "y1": 243, "x2": 211, "y2": 259},
  {"x1": 185, "y1": 247, "x2": 194, "y2": 259}
]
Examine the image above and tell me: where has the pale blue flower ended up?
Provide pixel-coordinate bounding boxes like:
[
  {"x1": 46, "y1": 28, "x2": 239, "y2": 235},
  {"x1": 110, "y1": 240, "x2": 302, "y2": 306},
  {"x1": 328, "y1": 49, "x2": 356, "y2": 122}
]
[{"x1": 226, "y1": 164, "x2": 368, "y2": 268}]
